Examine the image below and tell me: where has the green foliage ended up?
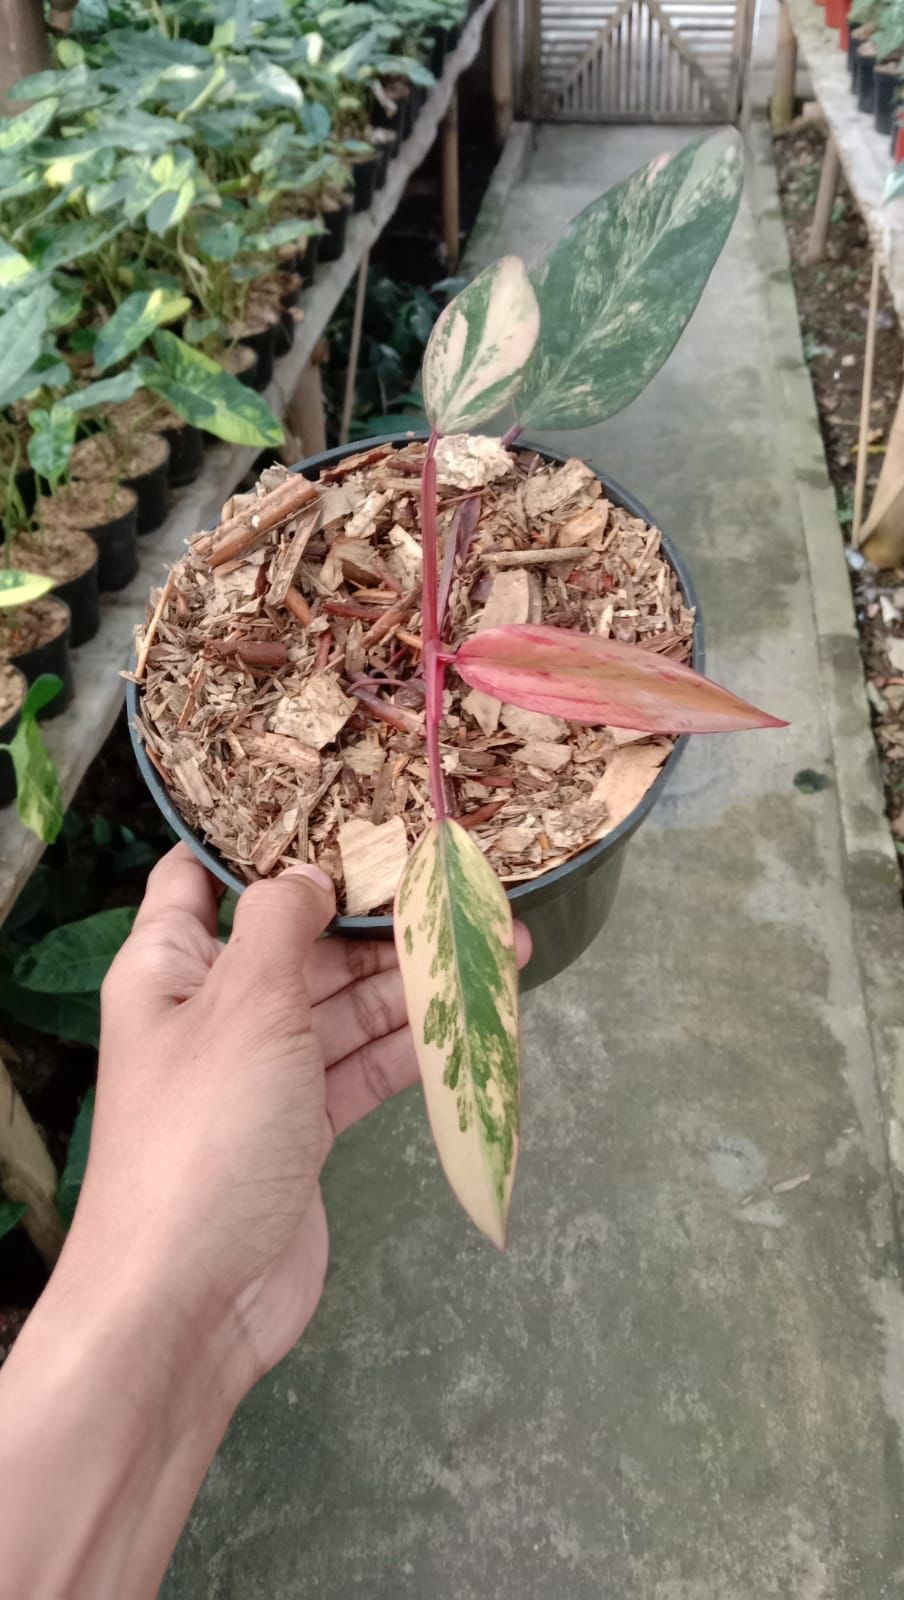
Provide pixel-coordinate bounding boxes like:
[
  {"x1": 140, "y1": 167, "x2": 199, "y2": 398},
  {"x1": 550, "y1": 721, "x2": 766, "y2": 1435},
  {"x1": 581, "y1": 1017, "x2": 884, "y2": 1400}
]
[
  {"x1": 57, "y1": 1089, "x2": 96, "y2": 1229},
  {"x1": 0, "y1": 676, "x2": 65, "y2": 844},
  {"x1": 0, "y1": 569, "x2": 55, "y2": 607},
  {"x1": 15, "y1": 906, "x2": 136, "y2": 993},
  {"x1": 140, "y1": 331, "x2": 283, "y2": 445},
  {"x1": 0, "y1": 1200, "x2": 26, "y2": 1242},
  {"x1": 94, "y1": 288, "x2": 192, "y2": 372}
]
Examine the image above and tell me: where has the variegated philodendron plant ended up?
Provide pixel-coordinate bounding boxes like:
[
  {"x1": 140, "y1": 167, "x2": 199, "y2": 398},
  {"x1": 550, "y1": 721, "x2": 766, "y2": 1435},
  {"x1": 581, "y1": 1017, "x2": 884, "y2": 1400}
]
[
  {"x1": 0, "y1": 569, "x2": 65, "y2": 842},
  {"x1": 393, "y1": 130, "x2": 784, "y2": 1247}
]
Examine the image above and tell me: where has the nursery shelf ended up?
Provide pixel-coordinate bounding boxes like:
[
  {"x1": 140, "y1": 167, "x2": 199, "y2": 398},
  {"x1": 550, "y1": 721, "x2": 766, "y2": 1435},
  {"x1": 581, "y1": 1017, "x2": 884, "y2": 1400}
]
[
  {"x1": 0, "y1": 0, "x2": 503, "y2": 924},
  {"x1": 784, "y1": 0, "x2": 904, "y2": 323}
]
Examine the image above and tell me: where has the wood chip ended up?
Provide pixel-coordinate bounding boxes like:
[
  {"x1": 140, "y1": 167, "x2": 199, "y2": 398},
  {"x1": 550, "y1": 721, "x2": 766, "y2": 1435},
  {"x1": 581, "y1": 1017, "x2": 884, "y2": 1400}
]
[
  {"x1": 523, "y1": 457, "x2": 596, "y2": 516},
  {"x1": 435, "y1": 434, "x2": 512, "y2": 489},
  {"x1": 265, "y1": 504, "x2": 322, "y2": 606},
  {"x1": 462, "y1": 569, "x2": 534, "y2": 737},
  {"x1": 501, "y1": 704, "x2": 568, "y2": 743},
  {"x1": 253, "y1": 806, "x2": 301, "y2": 874},
  {"x1": 512, "y1": 740, "x2": 571, "y2": 772},
  {"x1": 338, "y1": 815, "x2": 408, "y2": 914},
  {"x1": 593, "y1": 743, "x2": 669, "y2": 834},
  {"x1": 239, "y1": 732, "x2": 320, "y2": 777},
  {"x1": 269, "y1": 675, "x2": 355, "y2": 749}
]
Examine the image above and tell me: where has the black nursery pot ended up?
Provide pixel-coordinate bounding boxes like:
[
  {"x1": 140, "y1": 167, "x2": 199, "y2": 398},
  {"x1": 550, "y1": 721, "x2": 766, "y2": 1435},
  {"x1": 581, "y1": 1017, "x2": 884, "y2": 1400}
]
[
  {"x1": 11, "y1": 597, "x2": 73, "y2": 718},
  {"x1": 875, "y1": 64, "x2": 898, "y2": 133},
  {"x1": 374, "y1": 142, "x2": 390, "y2": 190},
  {"x1": 429, "y1": 25, "x2": 446, "y2": 77},
  {"x1": 162, "y1": 420, "x2": 205, "y2": 489},
  {"x1": 125, "y1": 439, "x2": 171, "y2": 536},
  {"x1": 858, "y1": 48, "x2": 878, "y2": 112},
  {"x1": 84, "y1": 492, "x2": 140, "y2": 592},
  {"x1": 274, "y1": 308, "x2": 295, "y2": 357},
  {"x1": 0, "y1": 665, "x2": 27, "y2": 807},
  {"x1": 128, "y1": 434, "x2": 703, "y2": 992},
  {"x1": 240, "y1": 323, "x2": 276, "y2": 391},
  {"x1": 15, "y1": 466, "x2": 36, "y2": 517},
  {"x1": 299, "y1": 232, "x2": 321, "y2": 288},
  {"x1": 54, "y1": 549, "x2": 100, "y2": 649},
  {"x1": 319, "y1": 200, "x2": 350, "y2": 263},
  {"x1": 352, "y1": 155, "x2": 379, "y2": 214}
]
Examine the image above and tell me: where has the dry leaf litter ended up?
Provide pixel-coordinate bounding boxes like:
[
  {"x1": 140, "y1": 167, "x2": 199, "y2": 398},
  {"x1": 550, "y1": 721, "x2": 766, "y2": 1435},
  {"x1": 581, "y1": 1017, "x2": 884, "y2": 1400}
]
[{"x1": 133, "y1": 439, "x2": 694, "y2": 915}]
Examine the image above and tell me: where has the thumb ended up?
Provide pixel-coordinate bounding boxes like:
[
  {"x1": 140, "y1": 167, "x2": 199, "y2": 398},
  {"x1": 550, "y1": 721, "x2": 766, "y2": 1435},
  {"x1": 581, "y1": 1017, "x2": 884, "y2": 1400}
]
[{"x1": 217, "y1": 864, "x2": 336, "y2": 999}]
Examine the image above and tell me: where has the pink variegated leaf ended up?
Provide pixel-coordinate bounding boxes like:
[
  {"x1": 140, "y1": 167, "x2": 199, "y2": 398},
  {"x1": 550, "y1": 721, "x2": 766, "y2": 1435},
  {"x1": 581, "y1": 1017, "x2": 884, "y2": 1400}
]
[{"x1": 454, "y1": 624, "x2": 786, "y2": 733}]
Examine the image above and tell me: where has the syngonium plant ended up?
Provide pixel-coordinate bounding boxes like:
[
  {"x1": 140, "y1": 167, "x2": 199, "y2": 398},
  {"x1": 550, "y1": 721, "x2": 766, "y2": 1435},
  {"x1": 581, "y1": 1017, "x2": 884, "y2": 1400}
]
[
  {"x1": 0, "y1": 571, "x2": 65, "y2": 845},
  {"x1": 389, "y1": 131, "x2": 786, "y2": 1247}
]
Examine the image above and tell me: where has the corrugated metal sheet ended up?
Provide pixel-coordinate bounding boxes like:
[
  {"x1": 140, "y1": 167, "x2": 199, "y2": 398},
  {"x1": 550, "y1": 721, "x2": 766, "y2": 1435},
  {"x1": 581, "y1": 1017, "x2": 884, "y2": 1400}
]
[{"x1": 539, "y1": 0, "x2": 749, "y2": 121}]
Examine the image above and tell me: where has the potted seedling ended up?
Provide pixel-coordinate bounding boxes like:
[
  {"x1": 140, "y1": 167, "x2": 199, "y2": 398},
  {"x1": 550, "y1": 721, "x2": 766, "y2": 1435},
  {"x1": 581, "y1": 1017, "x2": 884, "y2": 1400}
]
[
  {"x1": 0, "y1": 656, "x2": 64, "y2": 842},
  {"x1": 131, "y1": 133, "x2": 785, "y2": 1247},
  {"x1": 0, "y1": 567, "x2": 71, "y2": 721}
]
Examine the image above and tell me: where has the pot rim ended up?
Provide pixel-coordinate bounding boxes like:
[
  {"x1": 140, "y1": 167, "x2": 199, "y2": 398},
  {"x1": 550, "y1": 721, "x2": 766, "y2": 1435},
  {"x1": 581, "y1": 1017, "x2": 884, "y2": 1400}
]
[{"x1": 127, "y1": 431, "x2": 704, "y2": 930}]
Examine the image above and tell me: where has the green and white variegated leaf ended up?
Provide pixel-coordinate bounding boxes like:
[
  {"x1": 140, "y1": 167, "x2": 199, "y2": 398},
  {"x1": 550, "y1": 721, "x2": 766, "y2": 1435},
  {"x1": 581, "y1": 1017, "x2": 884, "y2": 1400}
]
[
  {"x1": 0, "y1": 569, "x2": 56, "y2": 608},
  {"x1": 0, "y1": 98, "x2": 58, "y2": 155},
  {"x1": 58, "y1": 369, "x2": 145, "y2": 413},
  {"x1": 0, "y1": 283, "x2": 53, "y2": 410},
  {"x1": 94, "y1": 288, "x2": 192, "y2": 372},
  {"x1": 0, "y1": 675, "x2": 64, "y2": 843},
  {"x1": 27, "y1": 406, "x2": 77, "y2": 489},
  {"x1": 517, "y1": 130, "x2": 744, "y2": 430},
  {"x1": 140, "y1": 332, "x2": 283, "y2": 447},
  {"x1": 0, "y1": 238, "x2": 35, "y2": 289},
  {"x1": 394, "y1": 819, "x2": 520, "y2": 1248},
  {"x1": 422, "y1": 256, "x2": 540, "y2": 435}
]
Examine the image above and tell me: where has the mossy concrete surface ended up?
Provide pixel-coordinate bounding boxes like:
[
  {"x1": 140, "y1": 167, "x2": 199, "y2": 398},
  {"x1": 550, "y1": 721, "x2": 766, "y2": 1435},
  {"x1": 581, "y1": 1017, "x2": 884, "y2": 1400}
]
[{"x1": 164, "y1": 124, "x2": 904, "y2": 1599}]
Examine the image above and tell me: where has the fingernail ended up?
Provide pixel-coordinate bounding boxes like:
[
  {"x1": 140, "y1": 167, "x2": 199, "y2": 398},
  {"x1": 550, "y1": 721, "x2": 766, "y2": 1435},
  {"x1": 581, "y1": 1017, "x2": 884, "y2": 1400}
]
[{"x1": 282, "y1": 863, "x2": 335, "y2": 895}]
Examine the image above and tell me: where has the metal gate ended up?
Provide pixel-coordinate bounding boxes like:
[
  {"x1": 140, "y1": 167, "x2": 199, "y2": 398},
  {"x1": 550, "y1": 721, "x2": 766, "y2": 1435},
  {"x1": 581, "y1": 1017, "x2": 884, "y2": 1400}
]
[{"x1": 525, "y1": 0, "x2": 753, "y2": 122}]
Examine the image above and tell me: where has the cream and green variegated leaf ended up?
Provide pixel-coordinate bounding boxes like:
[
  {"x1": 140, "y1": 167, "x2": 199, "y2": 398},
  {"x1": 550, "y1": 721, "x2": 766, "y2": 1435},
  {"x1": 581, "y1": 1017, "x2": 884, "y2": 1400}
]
[
  {"x1": 422, "y1": 256, "x2": 540, "y2": 435},
  {"x1": 517, "y1": 129, "x2": 744, "y2": 429},
  {"x1": 394, "y1": 819, "x2": 520, "y2": 1248},
  {"x1": 94, "y1": 289, "x2": 192, "y2": 372},
  {"x1": 0, "y1": 569, "x2": 55, "y2": 608}
]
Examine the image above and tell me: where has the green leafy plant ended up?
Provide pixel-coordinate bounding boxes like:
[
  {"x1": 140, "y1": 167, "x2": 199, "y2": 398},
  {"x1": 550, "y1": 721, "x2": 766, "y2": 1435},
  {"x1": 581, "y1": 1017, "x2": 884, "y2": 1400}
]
[
  {"x1": 388, "y1": 132, "x2": 787, "y2": 1247},
  {"x1": 0, "y1": 672, "x2": 65, "y2": 844}
]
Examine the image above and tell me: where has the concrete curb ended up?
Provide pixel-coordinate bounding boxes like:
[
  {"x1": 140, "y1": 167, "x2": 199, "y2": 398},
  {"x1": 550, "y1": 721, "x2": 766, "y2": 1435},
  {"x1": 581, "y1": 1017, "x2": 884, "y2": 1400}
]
[
  {"x1": 460, "y1": 121, "x2": 534, "y2": 275},
  {"x1": 749, "y1": 114, "x2": 904, "y2": 1220}
]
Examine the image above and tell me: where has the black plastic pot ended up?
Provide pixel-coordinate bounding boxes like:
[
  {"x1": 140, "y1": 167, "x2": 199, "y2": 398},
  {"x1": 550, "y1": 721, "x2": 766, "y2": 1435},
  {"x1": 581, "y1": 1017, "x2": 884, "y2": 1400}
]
[
  {"x1": 298, "y1": 232, "x2": 321, "y2": 289},
  {"x1": 370, "y1": 99, "x2": 402, "y2": 152},
  {"x1": 850, "y1": 26, "x2": 870, "y2": 80},
  {"x1": 875, "y1": 64, "x2": 898, "y2": 133},
  {"x1": 125, "y1": 439, "x2": 171, "y2": 535},
  {"x1": 15, "y1": 466, "x2": 36, "y2": 517},
  {"x1": 429, "y1": 25, "x2": 446, "y2": 77},
  {"x1": 240, "y1": 323, "x2": 276, "y2": 391},
  {"x1": 352, "y1": 155, "x2": 378, "y2": 214},
  {"x1": 397, "y1": 91, "x2": 413, "y2": 141},
  {"x1": 409, "y1": 82, "x2": 427, "y2": 122},
  {"x1": 857, "y1": 46, "x2": 877, "y2": 112},
  {"x1": 374, "y1": 142, "x2": 390, "y2": 190},
  {"x1": 274, "y1": 308, "x2": 295, "y2": 357},
  {"x1": 162, "y1": 420, "x2": 205, "y2": 489},
  {"x1": 54, "y1": 547, "x2": 100, "y2": 648},
  {"x1": 0, "y1": 665, "x2": 27, "y2": 807},
  {"x1": 446, "y1": 21, "x2": 461, "y2": 52},
  {"x1": 10, "y1": 597, "x2": 72, "y2": 718},
  {"x1": 127, "y1": 434, "x2": 703, "y2": 992},
  {"x1": 319, "y1": 200, "x2": 350, "y2": 263},
  {"x1": 86, "y1": 491, "x2": 140, "y2": 591}
]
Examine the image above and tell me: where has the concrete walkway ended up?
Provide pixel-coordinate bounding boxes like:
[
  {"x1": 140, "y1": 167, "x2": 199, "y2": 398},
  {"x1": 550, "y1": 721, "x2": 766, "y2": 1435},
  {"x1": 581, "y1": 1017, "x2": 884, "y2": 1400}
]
[{"x1": 165, "y1": 125, "x2": 904, "y2": 1599}]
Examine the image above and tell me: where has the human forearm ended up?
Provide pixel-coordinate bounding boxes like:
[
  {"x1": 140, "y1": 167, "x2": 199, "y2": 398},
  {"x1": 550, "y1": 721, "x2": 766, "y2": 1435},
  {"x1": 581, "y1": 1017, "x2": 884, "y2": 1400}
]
[{"x1": 0, "y1": 1239, "x2": 245, "y2": 1600}]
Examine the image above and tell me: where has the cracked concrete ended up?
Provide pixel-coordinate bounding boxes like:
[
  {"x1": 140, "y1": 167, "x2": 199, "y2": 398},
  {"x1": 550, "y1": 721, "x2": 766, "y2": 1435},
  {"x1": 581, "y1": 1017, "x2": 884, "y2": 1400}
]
[{"x1": 164, "y1": 124, "x2": 904, "y2": 1598}]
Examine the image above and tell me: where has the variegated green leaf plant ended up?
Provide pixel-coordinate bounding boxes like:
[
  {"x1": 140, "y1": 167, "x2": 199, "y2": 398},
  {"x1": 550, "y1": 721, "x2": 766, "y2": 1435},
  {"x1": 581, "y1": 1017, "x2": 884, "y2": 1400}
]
[{"x1": 392, "y1": 131, "x2": 786, "y2": 1250}]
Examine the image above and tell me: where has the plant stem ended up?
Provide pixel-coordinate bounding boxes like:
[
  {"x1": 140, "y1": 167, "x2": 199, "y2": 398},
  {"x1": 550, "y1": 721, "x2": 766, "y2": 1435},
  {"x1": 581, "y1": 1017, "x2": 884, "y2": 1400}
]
[
  {"x1": 421, "y1": 431, "x2": 447, "y2": 821},
  {"x1": 501, "y1": 421, "x2": 522, "y2": 449}
]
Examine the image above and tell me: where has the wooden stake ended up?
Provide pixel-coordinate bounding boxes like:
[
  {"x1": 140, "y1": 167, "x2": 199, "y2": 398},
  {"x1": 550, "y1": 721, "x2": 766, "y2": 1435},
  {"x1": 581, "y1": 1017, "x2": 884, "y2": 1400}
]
[
  {"x1": 0, "y1": 1052, "x2": 63, "y2": 1270},
  {"x1": 286, "y1": 338, "x2": 328, "y2": 458},
  {"x1": 339, "y1": 252, "x2": 369, "y2": 447},
  {"x1": 0, "y1": 0, "x2": 49, "y2": 110},
  {"x1": 491, "y1": 0, "x2": 514, "y2": 147},
  {"x1": 805, "y1": 138, "x2": 840, "y2": 264},
  {"x1": 853, "y1": 254, "x2": 881, "y2": 547},
  {"x1": 771, "y1": 2, "x2": 798, "y2": 133},
  {"x1": 441, "y1": 91, "x2": 460, "y2": 270}
]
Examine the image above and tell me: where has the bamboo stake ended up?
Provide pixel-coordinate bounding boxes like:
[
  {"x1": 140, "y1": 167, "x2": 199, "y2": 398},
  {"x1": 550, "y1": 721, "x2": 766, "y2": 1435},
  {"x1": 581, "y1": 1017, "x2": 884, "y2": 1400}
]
[
  {"x1": 286, "y1": 338, "x2": 328, "y2": 459},
  {"x1": 339, "y1": 252, "x2": 370, "y2": 447},
  {"x1": 441, "y1": 91, "x2": 460, "y2": 270},
  {"x1": 771, "y1": 2, "x2": 797, "y2": 132},
  {"x1": 853, "y1": 254, "x2": 881, "y2": 547},
  {"x1": 0, "y1": 1052, "x2": 63, "y2": 1270},
  {"x1": 0, "y1": 0, "x2": 49, "y2": 110},
  {"x1": 491, "y1": 0, "x2": 514, "y2": 146},
  {"x1": 805, "y1": 138, "x2": 840, "y2": 264}
]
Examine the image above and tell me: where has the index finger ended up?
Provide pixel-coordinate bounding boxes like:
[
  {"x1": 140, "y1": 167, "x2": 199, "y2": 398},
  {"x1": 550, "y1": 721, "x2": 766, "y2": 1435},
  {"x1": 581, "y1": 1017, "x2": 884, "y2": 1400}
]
[{"x1": 132, "y1": 844, "x2": 222, "y2": 939}]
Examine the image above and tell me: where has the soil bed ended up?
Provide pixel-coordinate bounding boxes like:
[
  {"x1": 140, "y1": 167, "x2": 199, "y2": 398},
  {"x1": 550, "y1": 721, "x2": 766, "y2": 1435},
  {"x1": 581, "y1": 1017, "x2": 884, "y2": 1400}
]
[
  {"x1": 2, "y1": 596, "x2": 68, "y2": 656},
  {"x1": 71, "y1": 430, "x2": 169, "y2": 482},
  {"x1": 773, "y1": 121, "x2": 904, "y2": 879},
  {"x1": 48, "y1": 478, "x2": 137, "y2": 531},
  {"x1": 0, "y1": 662, "x2": 24, "y2": 722},
  {"x1": 135, "y1": 440, "x2": 694, "y2": 915},
  {"x1": 10, "y1": 524, "x2": 97, "y2": 584}
]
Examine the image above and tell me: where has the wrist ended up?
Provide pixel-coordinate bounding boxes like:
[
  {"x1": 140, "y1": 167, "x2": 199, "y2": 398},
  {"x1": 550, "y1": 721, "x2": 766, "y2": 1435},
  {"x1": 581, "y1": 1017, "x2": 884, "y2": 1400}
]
[{"x1": 0, "y1": 1236, "x2": 246, "y2": 1599}]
